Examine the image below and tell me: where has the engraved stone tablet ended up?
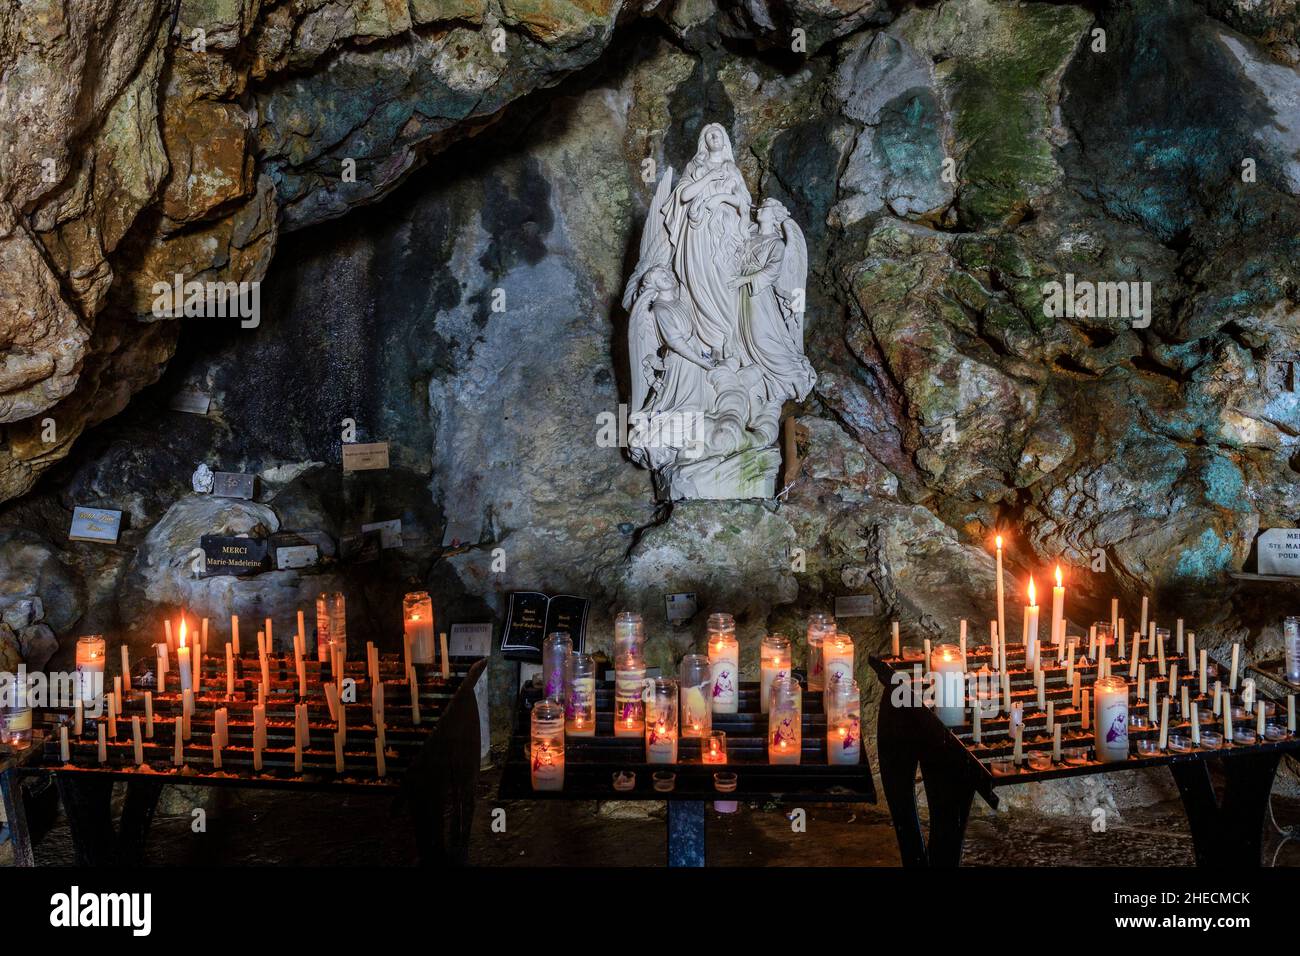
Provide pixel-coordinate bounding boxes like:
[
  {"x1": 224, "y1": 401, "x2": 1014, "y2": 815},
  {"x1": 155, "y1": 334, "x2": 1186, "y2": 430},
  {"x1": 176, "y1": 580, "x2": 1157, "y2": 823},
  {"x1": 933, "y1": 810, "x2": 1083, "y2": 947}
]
[
  {"x1": 69, "y1": 507, "x2": 123, "y2": 544},
  {"x1": 835, "y1": 594, "x2": 877, "y2": 618},
  {"x1": 170, "y1": 388, "x2": 212, "y2": 415},
  {"x1": 361, "y1": 519, "x2": 402, "y2": 549},
  {"x1": 450, "y1": 622, "x2": 493, "y2": 658},
  {"x1": 212, "y1": 472, "x2": 256, "y2": 500},
  {"x1": 1259, "y1": 528, "x2": 1300, "y2": 577},
  {"x1": 275, "y1": 545, "x2": 320, "y2": 571},
  {"x1": 342, "y1": 442, "x2": 389, "y2": 472}
]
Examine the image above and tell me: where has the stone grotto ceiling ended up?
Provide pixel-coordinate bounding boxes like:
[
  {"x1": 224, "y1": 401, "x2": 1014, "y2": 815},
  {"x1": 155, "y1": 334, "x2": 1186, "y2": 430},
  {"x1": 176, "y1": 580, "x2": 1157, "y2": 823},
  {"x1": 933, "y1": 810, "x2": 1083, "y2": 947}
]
[{"x1": 1, "y1": 0, "x2": 1299, "y2": 682}]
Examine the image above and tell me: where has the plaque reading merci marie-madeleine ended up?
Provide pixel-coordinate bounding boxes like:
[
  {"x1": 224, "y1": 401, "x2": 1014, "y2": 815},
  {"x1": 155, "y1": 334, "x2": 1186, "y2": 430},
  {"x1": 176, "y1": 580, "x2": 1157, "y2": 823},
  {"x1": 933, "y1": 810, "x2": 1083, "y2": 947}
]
[
  {"x1": 501, "y1": 591, "x2": 590, "y2": 662},
  {"x1": 200, "y1": 535, "x2": 270, "y2": 577}
]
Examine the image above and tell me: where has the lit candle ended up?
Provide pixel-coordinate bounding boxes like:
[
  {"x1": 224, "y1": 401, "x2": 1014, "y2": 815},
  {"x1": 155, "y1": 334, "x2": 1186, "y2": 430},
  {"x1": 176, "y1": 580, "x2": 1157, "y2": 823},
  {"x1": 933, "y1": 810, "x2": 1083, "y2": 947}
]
[
  {"x1": 530, "y1": 700, "x2": 565, "y2": 791},
  {"x1": 679, "y1": 654, "x2": 711, "y2": 737},
  {"x1": 760, "y1": 634, "x2": 792, "y2": 715},
  {"x1": 995, "y1": 536, "x2": 1006, "y2": 666},
  {"x1": 177, "y1": 620, "x2": 193, "y2": 693},
  {"x1": 1094, "y1": 675, "x2": 1129, "y2": 762},
  {"x1": 646, "y1": 678, "x2": 679, "y2": 764},
  {"x1": 403, "y1": 592, "x2": 436, "y2": 664},
  {"x1": 1050, "y1": 566, "x2": 1065, "y2": 650},
  {"x1": 707, "y1": 614, "x2": 740, "y2": 717},
  {"x1": 1024, "y1": 579, "x2": 1040, "y2": 670},
  {"x1": 823, "y1": 632, "x2": 855, "y2": 689},
  {"x1": 75, "y1": 635, "x2": 106, "y2": 704},
  {"x1": 827, "y1": 679, "x2": 861, "y2": 765},
  {"x1": 703, "y1": 730, "x2": 728, "y2": 765},
  {"x1": 767, "y1": 676, "x2": 802, "y2": 765},
  {"x1": 614, "y1": 653, "x2": 646, "y2": 737},
  {"x1": 931, "y1": 643, "x2": 965, "y2": 727},
  {"x1": 172, "y1": 716, "x2": 183, "y2": 766}
]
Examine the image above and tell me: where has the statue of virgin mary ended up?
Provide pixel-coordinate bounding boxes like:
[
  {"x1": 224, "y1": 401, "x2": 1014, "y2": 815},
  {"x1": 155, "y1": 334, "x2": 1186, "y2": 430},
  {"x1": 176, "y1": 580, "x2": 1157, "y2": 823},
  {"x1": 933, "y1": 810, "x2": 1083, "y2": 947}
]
[{"x1": 623, "y1": 123, "x2": 816, "y2": 501}]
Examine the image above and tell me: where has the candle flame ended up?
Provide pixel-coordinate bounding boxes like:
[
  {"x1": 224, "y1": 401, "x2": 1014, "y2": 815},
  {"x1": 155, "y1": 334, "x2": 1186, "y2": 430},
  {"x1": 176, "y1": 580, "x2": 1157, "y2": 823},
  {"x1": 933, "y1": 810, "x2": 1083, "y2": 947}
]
[
  {"x1": 1055, "y1": 565, "x2": 1062, "y2": 588},
  {"x1": 179, "y1": 618, "x2": 187, "y2": 648},
  {"x1": 995, "y1": 534, "x2": 1003, "y2": 550},
  {"x1": 1028, "y1": 578, "x2": 1036, "y2": 606}
]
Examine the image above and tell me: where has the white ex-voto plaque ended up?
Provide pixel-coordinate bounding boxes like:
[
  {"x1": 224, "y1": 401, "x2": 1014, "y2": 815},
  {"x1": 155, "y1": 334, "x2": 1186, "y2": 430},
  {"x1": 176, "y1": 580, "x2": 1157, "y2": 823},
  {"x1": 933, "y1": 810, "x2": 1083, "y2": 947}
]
[
  {"x1": 69, "y1": 507, "x2": 123, "y2": 544},
  {"x1": 1259, "y1": 528, "x2": 1300, "y2": 577}
]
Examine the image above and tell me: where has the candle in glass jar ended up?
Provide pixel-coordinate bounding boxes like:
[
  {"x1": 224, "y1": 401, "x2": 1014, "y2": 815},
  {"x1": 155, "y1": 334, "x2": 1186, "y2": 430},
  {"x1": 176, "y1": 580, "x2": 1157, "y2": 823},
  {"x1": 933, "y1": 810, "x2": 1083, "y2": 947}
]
[
  {"x1": 707, "y1": 613, "x2": 739, "y2": 715},
  {"x1": 645, "y1": 678, "x2": 679, "y2": 764},
  {"x1": 760, "y1": 634, "x2": 792, "y2": 715},
  {"x1": 614, "y1": 654, "x2": 646, "y2": 737},
  {"x1": 613, "y1": 611, "x2": 645, "y2": 662},
  {"x1": 679, "y1": 654, "x2": 712, "y2": 737},
  {"x1": 823, "y1": 632, "x2": 855, "y2": 690},
  {"x1": 826, "y1": 678, "x2": 861, "y2": 765},
  {"x1": 768, "y1": 676, "x2": 802, "y2": 765},
  {"x1": 403, "y1": 591, "x2": 436, "y2": 664},
  {"x1": 1094, "y1": 675, "x2": 1129, "y2": 762},
  {"x1": 806, "y1": 612, "x2": 835, "y2": 692},
  {"x1": 530, "y1": 699, "x2": 565, "y2": 791},
  {"x1": 930, "y1": 643, "x2": 965, "y2": 727},
  {"x1": 565, "y1": 653, "x2": 596, "y2": 737},
  {"x1": 541, "y1": 631, "x2": 572, "y2": 703},
  {"x1": 702, "y1": 730, "x2": 727, "y2": 765},
  {"x1": 75, "y1": 635, "x2": 106, "y2": 704},
  {"x1": 316, "y1": 592, "x2": 346, "y2": 663}
]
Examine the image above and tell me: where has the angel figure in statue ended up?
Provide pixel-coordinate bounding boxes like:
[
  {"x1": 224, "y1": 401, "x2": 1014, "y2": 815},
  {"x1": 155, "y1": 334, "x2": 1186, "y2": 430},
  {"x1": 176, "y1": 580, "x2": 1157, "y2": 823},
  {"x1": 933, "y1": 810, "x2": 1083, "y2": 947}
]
[{"x1": 622, "y1": 123, "x2": 816, "y2": 500}]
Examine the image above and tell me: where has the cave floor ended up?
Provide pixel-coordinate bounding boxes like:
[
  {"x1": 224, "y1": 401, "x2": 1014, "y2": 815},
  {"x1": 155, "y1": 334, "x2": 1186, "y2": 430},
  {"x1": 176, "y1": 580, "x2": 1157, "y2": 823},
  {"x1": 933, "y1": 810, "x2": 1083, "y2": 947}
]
[{"x1": 6, "y1": 764, "x2": 1300, "y2": 867}]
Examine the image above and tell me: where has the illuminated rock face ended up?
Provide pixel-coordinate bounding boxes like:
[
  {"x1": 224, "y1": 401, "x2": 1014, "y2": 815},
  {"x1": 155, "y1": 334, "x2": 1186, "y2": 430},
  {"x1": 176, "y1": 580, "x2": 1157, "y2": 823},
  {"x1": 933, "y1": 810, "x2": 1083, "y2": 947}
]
[{"x1": 1, "y1": 0, "x2": 1299, "y2": 811}]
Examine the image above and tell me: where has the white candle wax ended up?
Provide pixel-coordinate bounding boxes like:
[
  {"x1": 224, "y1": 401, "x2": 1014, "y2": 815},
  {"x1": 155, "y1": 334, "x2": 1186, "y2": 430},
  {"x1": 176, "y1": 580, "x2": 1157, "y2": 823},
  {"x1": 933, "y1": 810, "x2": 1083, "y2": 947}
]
[
  {"x1": 132, "y1": 717, "x2": 143, "y2": 765},
  {"x1": 1050, "y1": 567, "x2": 1064, "y2": 650},
  {"x1": 97, "y1": 724, "x2": 107, "y2": 764},
  {"x1": 708, "y1": 634, "x2": 739, "y2": 715},
  {"x1": 995, "y1": 537, "x2": 1006, "y2": 666},
  {"x1": 60, "y1": 725, "x2": 70, "y2": 762},
  {"x1": 226, "y1": 643, "x2": 235, "y2": 696},
  {"x1": 440, "y1": 632, "x2": 450, "y2": 679},
  {"x1": 931, "y1": 644, "x2": 965, "y2": 727},
  {"x1": 1230, "y1": 643, "x2": 1241, "y2": 691}
]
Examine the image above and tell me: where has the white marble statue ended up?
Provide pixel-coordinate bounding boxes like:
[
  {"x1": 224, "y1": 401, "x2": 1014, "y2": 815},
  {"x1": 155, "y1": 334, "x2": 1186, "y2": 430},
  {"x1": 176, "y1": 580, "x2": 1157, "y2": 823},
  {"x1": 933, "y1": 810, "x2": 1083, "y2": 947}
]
[
  {"x1": 624, "y1": 123, "x2": 815, "y2": 500},
  {"x1": 191, "y1": 463, "x2": 214, "y2": 494}
]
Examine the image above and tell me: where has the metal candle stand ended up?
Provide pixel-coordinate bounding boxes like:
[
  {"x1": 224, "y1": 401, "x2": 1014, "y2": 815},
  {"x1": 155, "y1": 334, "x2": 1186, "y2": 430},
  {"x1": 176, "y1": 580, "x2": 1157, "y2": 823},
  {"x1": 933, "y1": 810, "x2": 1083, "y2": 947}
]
[
  {"x1": 0, "y1": 653, "x2": 487, "y2": 866},
  {"x1": 871, "y1": 638, "x2": 1300, "y2": 868},
  {"x1": 499, "y1": 679, "x2": 876, "y2": 867}
]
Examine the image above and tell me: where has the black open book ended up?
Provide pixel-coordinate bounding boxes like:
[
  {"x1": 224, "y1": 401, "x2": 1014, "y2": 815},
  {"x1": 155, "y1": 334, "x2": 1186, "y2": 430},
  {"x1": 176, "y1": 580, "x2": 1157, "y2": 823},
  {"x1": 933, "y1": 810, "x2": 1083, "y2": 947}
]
[{"x1": 500, "y1": 591, "x2": 590, "y2": 662}]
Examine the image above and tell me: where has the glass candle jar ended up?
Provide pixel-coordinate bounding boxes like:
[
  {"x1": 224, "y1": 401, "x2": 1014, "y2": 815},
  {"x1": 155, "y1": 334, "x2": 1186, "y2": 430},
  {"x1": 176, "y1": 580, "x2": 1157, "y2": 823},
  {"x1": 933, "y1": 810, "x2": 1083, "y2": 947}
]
[
  {"x1": 806, "y1": 612, "x2": 836, "y2": 692},
  {"x1": 316, "y1": 592, "x2": 346, "y2": 663},
  {"x1": 530, "y1": 699, "x2": 565, "y2": 792},
  {"x1": 679, "y1": 654, "x2": 712, "y2": 737},
  {"x1": 541, "y1": 632, "x2": 573, "y2": 704},
  {"x1": 75, "y1": 635, "x2": 106, "y2": 704},
  {"x1": 760, "y1": 633, "x2": 792, "y2": 715},
  {"x1": 646, "y1": 678, "x2": 679, "y2": 764},
  {"x1": 613, "y1": 611, "x2": 644, "y2": 662},
  {"x1": 931, "y1": 643, "x2": 965, "y2": 727},
  {"x1": 0, "y1": 704, "x2": 33, "y2": 749},
  {"x1": 403, "y1": 591, "x2": 436, "y2": 664},
  {"x1": 1285, "y1": 616, "x2": 1300, "y2": 682},
  {"x1": 823, "y1": 631, "x2": 855, "y2": 691},
  {"x1": 614, "y1": 653, "x2": 646, "y2": 738},
  {"x1": 768, "y1": 676, "x2": 802, "y2": 764},
  {"x1": 564, "y1": 653, "x2": 596, "y2": 737},
  {"x1": 702, "y1": 730, "x2": 727, "y2": 764},
  {"x1": 706, "y1": 613, "x2": 739, "y2": 715},
  {"x1": 1094, "y1": 675, "x2": 1129, "y2": 763},
  {"x1": 1092, "y1": 622, "x2": 1114, "y2": 656},
  {"x1": 826, "y1": 677, "x2": 861, "y2": 765}
]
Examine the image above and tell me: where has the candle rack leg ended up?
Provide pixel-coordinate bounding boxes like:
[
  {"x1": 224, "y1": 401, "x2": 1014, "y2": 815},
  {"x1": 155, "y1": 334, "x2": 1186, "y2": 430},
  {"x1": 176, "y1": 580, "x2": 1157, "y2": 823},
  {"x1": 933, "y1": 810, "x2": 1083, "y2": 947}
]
[
  {"x1": 55, "y1": 774, "x2": 116, "y2": 866},
  {"x1": 116, "y1": 779, "x2": 165, "y2": 866},
  {"x1": 0, "y1": 767, "x2": 34, "y2": 867},
  {"x1": 667, "y1": 800, "x2": 706, "y2": 867},
  {"x1": 920, "y1": 760, "x2": 975, "y2": 867},
  {"x1": 1171, "y1": 751, "x2": 1282, "y2": 867},
  {"x1": 877, "y1": 693, "x2": 927, "y2": 866}
]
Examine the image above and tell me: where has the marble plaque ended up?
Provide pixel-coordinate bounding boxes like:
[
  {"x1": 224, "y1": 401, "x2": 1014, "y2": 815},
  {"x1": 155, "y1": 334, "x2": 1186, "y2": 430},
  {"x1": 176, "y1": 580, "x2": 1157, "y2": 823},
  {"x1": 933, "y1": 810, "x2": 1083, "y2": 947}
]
[
  {"x1": 1259, "y1": 528, "x2": 1300, "y2": 577},
  {"x1": 170, "y1": 389, "x2": 211, "y2": 415},
  {"x1": 835, "y1": 594, "x2": 877, "y2": 618},
  {"x1": 449, "y1": 622, "x2": 493, "y2": 658},
  {"x1": 213, "y1": 472, "x2": 256, "y2": 499},
  {"x1": 361, "y1": 519, "x2": 402, "y2": 549},
  {"x1": 69, "y1": 507, "x2": 122, "y2": 544},
  {"x1": 342, "y1": 442, "x2": 389, "y2": 472},
  {"x1": 275, "y1": 545, "x2": 319, "y2": 570}
]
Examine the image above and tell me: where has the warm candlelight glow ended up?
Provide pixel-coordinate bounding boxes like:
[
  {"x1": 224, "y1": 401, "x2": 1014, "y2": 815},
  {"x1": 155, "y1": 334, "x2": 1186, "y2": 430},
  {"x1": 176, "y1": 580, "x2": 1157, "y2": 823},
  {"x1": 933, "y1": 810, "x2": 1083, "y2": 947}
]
[
  {"x1": 1027, "y1": 577, "x2": 1036, "y2": 606},
  {"x1": 1055, "y1": 565, "x2": 1062, "y2": 588},
  {"x1": 178, "y1": 618, "x2": 187, "y2": 648},
  {"x1": 995, "y1": 534, "x2": 1003, "y2": 549}
]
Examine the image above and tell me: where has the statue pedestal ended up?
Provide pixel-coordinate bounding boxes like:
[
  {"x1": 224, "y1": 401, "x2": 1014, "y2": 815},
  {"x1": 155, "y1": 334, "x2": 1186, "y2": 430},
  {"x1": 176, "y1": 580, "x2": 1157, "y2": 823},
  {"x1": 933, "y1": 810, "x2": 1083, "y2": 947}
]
[{"x1": 662, "y1": 446, "x2": 782, "y2": 501}]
